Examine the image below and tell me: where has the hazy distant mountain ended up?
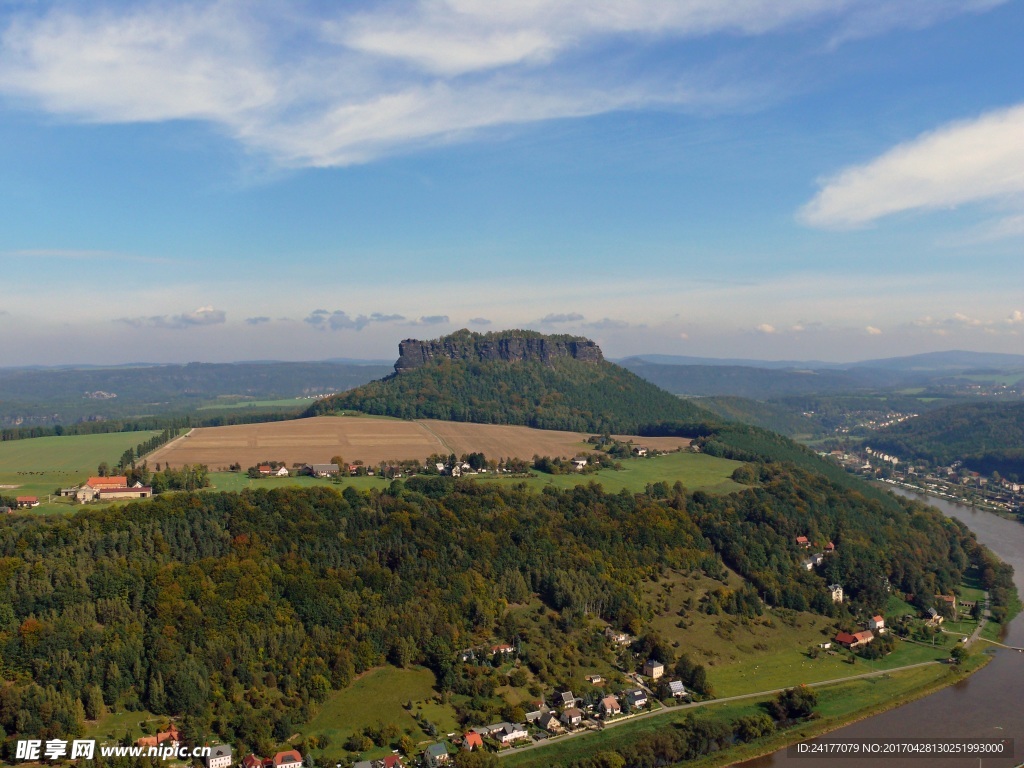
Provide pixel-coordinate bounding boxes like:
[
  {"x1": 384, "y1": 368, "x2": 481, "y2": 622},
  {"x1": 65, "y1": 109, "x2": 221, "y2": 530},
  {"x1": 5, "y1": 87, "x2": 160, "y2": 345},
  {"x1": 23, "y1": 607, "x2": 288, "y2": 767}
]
[
  {"x1": 848, "y1": 350, "x2": 1024, "y2": 372},
  {"x1": 625, "y1": 350, "x2": 1024, "y2": 373}
]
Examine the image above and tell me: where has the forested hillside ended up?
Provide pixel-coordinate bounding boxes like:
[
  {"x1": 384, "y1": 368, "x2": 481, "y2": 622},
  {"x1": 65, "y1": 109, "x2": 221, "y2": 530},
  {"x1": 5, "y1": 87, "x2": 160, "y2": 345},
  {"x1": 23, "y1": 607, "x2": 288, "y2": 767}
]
[
  {"x1": 869, "y1": 401, "x2": 1024, "y2": 478},
  {"x1": 0, "y1": 474, "x2": 1003, "y2": 757},
  {"x1": 308, "y1": 355, "x2": 713, "y2": 434}
]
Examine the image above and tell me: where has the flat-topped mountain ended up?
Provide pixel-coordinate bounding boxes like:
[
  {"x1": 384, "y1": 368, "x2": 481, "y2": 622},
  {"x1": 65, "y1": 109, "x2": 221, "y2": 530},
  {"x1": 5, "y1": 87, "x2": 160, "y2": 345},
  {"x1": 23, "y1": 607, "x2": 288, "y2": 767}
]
[
  {"x1": 395, "y1": 329, "x2": 602, "y2": 373},
  {"x1": 308, "y1": 330, "x2": 712, "y2": 434}
]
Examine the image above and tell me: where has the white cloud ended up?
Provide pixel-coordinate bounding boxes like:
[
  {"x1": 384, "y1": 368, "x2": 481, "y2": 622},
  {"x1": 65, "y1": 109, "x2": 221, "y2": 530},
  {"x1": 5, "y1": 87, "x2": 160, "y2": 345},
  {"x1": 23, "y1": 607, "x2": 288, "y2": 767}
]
[
  {"x1": 756, "y1": 323, "x2": 776, "y2": 334},
  {"x1": 541, "y1": 312, "x2": 585, "y2": 324},
  {"x1": 304, "y1": 309, "x2": 405, "y2": 331},
  {"x1": 865, "y1": 325, "x2": 882, "y2": 335},
  {"x1": 0, "y1": 1, "x2": 1004, "y2": 167},
  {"x1": 800, "y1": 104, "x2": 1024, "y2": 229},
  {"x1": 117, "y1": 305, "x2": 226, "y2": 329}
]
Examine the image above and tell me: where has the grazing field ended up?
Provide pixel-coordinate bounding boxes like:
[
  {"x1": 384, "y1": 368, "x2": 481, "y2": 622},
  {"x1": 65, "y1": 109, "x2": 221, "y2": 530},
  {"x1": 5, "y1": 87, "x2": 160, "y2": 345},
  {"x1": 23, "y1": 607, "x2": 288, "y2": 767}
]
[
  {"x1": 148, "y1": 415, "x2": 692, "y2": 470},
  {"x1": 299, "y1": 666, "x2": 457, "y2": 762},
  {"x1": 479, "y1": 451, "x2": 744, "y2": 495},
  {"x1": 0, "y1": 431, "x2": 161, "y2": 509}
]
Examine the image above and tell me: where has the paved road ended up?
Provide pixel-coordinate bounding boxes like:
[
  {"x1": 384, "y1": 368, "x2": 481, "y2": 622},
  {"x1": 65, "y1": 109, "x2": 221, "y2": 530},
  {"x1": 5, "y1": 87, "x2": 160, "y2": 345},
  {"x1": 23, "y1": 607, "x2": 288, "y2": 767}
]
[{"x1": 499, "y1": 661, "x2": 942, "y2": 758}]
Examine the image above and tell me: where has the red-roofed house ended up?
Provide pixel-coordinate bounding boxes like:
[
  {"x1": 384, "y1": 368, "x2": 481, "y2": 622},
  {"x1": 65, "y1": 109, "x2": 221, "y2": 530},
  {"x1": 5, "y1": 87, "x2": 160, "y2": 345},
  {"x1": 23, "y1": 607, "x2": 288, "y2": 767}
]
[
  {"x1": 825, "y1": 541, "x2": 835, "y2": 551},
  {"x1": 15, "y1": 496, "x2": 39, "y2": 508},
  {"x1": 241, "y1": 754, "x2": 265, "y2": 768},
  {"x1": 272, "y1": 750, "x2": 302, "y2": 768},
  {"x1": 835, "y1": 631, "x2": 858, "y2": 648},
  {"x1": 463, "y1": 732, "x2": 483, "y2": 751},
  {"x1": 867, "y1": 615, "x2": 886, "y2": 633},
  {"x1": 381, "y1": 757, "x2": 404, "y2": 768},
  {"x1": 258, "y1": 465, "x2": 272, "y2": 475},
  {"x1": 491, "y1": 643, "x2": 514, "y2": 655},
  {"x1": 795, "y1": 535, "x2": 810, "y2": 548}
]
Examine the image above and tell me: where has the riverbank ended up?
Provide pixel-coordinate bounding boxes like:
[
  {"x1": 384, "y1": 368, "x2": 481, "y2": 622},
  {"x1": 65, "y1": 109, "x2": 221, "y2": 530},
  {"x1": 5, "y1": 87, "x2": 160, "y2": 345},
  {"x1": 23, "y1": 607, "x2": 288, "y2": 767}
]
[{"x1": 504, "y1": 659, "x2": 988, "y2": 768}]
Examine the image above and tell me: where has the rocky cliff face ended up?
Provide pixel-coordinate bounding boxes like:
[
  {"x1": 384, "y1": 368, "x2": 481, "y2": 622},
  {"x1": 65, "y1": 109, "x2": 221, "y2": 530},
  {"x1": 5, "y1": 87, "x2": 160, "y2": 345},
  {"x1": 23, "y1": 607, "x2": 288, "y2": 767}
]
[{"x1": 394, "y1": 332, "x2": 604, "y2": 373}]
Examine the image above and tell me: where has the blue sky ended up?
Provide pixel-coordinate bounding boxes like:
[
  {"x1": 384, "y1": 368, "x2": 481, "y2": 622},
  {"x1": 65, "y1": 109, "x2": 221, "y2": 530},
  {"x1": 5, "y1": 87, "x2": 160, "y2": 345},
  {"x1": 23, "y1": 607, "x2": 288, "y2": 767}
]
[{"x1": 0, "y1": 0, "x2": 1021, "y2": 365}]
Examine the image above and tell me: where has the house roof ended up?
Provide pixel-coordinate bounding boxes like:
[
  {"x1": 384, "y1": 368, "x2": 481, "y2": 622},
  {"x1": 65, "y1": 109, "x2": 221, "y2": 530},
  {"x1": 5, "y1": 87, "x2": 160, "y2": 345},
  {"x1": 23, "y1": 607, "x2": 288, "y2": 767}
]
[
  {"x1": 796, "y1": 535, "x2": 809, "y2": 543},
  {"x1": 241, "y1": 754, "x2": 264, "y2": 768},
  {"x1": 601, "y1": 695, "x2": 620, "y2": 709},
  {"x1": 86, "y1": 476, "x2": 128, "y2": 488},
  {"x1": 644, "y1": 659, "x2": 664, "y2": 669},
  {"x1": 668, "y1": 680, "x2": 686, "y2": 694},
  {"x1": 381, "y1": 756, "x2": 404, "y2": 768},
  {"x1": 464, "y1": 732, "x2": 483, "y2": 749},
  {"x1": 15, "y1": 496, "x2": 37, "y2": 502},
  {"x1": 426, "y1": 743, "x2": 448, "y2": 757},
  {"x1": 835, "y1": 631, "x2": 858, "y2": 645},
  {"x1": 853, "y1": 630, "x2": 874, "y2": 642},
  {"x1": 209, "y1": 745, "x2": 232, "y2": 758},
  {"x1": 871, "y1": 615, "x2": 884, "y2": 623},
  {"x1": 272, "y1": 750, "x2": 302, "y2": 766},
  {"x1": 562, "y1": 707, "x2": 583, "y2": 718}
]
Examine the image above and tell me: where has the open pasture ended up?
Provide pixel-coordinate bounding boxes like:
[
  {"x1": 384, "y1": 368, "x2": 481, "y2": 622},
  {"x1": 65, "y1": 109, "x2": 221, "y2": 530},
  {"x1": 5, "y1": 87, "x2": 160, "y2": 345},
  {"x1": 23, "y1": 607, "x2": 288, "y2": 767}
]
[{"x1": 147, "y1": 415, "x2": 691, "y2": 469}]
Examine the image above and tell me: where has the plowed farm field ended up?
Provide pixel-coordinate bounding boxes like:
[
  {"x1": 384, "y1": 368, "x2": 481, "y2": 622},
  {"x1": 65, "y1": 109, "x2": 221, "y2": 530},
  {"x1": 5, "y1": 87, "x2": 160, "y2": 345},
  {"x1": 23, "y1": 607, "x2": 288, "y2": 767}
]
[{"x1": 146, "y1": 416, "x2": 690, "y2": 469}]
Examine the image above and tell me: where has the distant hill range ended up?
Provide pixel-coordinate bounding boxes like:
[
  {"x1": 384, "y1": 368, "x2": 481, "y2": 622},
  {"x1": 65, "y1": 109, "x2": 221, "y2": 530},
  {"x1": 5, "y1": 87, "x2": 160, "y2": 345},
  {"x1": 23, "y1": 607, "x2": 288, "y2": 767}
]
[
  {"x1": 619, "y1": 349, "x2": 1024, "y2": 399},
  {"x1": 0, "y1": 361, "x2": 391, "y2": 427},
  {"x1": 869, "y1": 400, "x2": 1024, "y2": 478},
  {"x1": 307, "y1": 329, "x2": 713, "y2": 434}
]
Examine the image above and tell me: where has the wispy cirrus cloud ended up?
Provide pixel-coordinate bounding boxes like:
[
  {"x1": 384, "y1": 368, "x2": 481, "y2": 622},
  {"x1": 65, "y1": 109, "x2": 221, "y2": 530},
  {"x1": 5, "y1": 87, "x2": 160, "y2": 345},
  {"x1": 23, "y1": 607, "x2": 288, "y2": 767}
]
[
  {"x1": 0, "y1": 1, "x2": 1005, "y2": 168},
  {"x1": 117, "y1": 305, "x2": 226, "y2": 329},
  {"x1": 799, "y1": 103, "x2": 1024, "y2": 232},
  {"x1": 304, "y1": 309, "x2": 406, "y2": 331},
  {"x1": 540, "y1": 312, "x2": 585, "y2": 324}
]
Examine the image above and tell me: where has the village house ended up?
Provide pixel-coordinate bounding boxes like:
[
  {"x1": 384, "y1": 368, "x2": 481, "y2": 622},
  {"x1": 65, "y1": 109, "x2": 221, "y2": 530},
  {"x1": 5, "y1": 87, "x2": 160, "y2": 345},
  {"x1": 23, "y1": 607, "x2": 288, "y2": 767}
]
[
  {"x1": 867, "y1": 615, "x2": 886, "y2": 634},
  {"x1": 98, "y1": 485, "x2": 153, "y2": 501},
  {"x1": 204, "y1": 745, "x2": 233, "y2": 768},
  {"x1": 241, "y1": 754, "x2": 265, "y2": 768},
  {"x1": 625, "y1": 688, "x2": 648, "y2": 709},
  {"x1": 828, "y1": 583, "x2": 844, "y2": 603},
  {"x1": 600, "y1": 695, "x2": 621, "y2": 716},
  {"x1": 585, "y1": 674, "x2": 603, "y2": 684},
  {"x1": 632, "y1": 446, "x2": 648, "y2": 456},
  {"x1": 835, "y1": 630, "x2": 874, "y2": 649},
  {"x1": 538, "y1": 711, "x2": 563, "y2": 733},
  {"x1": 557, "y1": 690, "x2": 577, "y2": 708},
  {"x1": 643, "y1": 659, "x2": 665, "y2": 680},
  {"x1": 571, "y1": 457, "x2": 588, "y2": 470},
  {"x1": 604, "y1": 627, "x2": 631, "y2": 645},
  {"x1": 795, "y1": 535, "x2": 810, "y2": 548},
  {"x1": 668, "y1": 680, "x2": 687, "y2": 698},
  {"x1": 136, "y1": 725, "x2": 180, "y2": 750},
  {"x1": 560, "y1": 707, "x2": 584, "y2": 727},
  {"x1": 926, "y1": 607, "x2": 944, "y2": 625},
  {"x1": 15, "y1": 496, "x2": 39, "y2": 508},
  {"x1": 490, "y1": 643, "x2": 514, "y2": 656},
  {"x1": 273, "y1": 466, "x2": 289, "y2": 477},
  {"x1": 462, "y1": 732, "x2": 483, "y2": 752},
  {"x1": 272, "y1": 750, "x2": 303, "y2": 768},
  {"x1": 258, "y1": 465, "x2": 272, "y2": 475},
  {"x1": 825, "y1": 541, "x2": 836, "y2": 552},
  {"x1": 492, "y1": 723, "x2": 528, "y2": 745},
  {"x1": 424, "y1": 743, "x2": 450, "y2": 766},
  {"x1": 379, "y1": 757, "x2": 404, "y2": 768},
  {"x1": 304, "y1": 463, "x2": 339, "y2": 477}
]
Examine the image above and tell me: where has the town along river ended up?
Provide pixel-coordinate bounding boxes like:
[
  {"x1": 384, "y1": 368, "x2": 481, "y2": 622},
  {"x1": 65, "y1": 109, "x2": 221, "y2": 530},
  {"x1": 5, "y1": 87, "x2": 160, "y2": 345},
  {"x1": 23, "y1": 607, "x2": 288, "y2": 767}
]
[{"x1": 739, "y1": 489, "x2": 1024, "y2": 768}]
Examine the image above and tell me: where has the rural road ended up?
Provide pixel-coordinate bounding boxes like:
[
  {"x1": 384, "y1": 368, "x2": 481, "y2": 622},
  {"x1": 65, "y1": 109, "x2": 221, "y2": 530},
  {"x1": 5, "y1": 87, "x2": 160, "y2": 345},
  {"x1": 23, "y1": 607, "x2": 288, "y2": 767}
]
[{"x1": 499, "y1": 661, "x2": 942, "y2": 758}]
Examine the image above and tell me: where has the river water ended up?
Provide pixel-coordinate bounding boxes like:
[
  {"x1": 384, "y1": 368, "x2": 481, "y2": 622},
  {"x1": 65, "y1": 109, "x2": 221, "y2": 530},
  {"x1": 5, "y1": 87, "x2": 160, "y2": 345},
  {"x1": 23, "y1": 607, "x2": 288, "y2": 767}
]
[{"x1": 737, "y1": 489, "x2": 1024, "y2": 768}]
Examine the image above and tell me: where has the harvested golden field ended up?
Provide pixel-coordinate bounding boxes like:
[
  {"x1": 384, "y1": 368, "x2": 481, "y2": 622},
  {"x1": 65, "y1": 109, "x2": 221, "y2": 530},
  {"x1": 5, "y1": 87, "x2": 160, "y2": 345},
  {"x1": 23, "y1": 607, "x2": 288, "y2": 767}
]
[{"x1": 147, "y1": 416, "x2": 690, "y2": 469}]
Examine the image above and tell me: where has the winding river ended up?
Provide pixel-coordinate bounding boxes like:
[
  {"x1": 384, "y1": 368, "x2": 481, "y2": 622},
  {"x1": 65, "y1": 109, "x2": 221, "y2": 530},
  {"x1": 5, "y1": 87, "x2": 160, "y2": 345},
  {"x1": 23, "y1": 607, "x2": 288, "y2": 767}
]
[{"x1": 739, "y1": 489, "x2": 1024, "y2": 768}]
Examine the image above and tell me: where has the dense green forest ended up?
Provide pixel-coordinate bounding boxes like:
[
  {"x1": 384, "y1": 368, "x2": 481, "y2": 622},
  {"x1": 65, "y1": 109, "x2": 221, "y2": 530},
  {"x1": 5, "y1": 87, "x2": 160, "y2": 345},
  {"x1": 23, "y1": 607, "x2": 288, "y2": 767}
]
[
  {"x1": 308, "y1": 357, "x2": 713, "y2": 434},
  {"x1": 869, "y1": 401, "x2": 1024, "y2": 478},
  {"x1": 0, "y1": 469, "x2": 1003, "y2": 759}
]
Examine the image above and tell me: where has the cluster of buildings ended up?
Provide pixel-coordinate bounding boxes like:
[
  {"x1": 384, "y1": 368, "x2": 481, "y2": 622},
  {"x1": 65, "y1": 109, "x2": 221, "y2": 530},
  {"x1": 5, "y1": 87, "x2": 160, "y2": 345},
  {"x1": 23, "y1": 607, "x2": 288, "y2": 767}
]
[
  {"x1": 352, "y1": 755, "x2": 405, "y2": 768},
  {"x1": 60, "y1": 475, "x2": 153, "y2": 503},
  {"x1": 241, "y1": 750, "x2": 303, "y2": 768}
]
